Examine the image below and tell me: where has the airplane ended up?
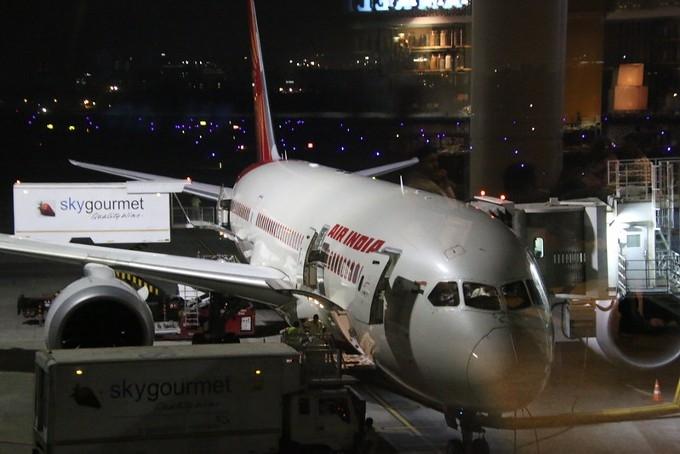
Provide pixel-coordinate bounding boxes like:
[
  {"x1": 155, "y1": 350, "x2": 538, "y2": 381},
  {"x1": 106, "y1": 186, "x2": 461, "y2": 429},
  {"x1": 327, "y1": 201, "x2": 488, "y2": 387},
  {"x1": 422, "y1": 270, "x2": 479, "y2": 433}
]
[{"x1": 0, "y1": 1, "x2": 677, "y2": 452}]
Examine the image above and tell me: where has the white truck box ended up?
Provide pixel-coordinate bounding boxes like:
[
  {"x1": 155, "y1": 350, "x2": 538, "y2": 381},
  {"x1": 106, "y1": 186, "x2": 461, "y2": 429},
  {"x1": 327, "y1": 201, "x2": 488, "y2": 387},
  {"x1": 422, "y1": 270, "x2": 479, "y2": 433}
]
[
  {"x1": 33, "y1": 343, "x2": 300, "y2": 454},
  {"x1": 13, "y1": 182, "x2": 175, "y2": 244}
]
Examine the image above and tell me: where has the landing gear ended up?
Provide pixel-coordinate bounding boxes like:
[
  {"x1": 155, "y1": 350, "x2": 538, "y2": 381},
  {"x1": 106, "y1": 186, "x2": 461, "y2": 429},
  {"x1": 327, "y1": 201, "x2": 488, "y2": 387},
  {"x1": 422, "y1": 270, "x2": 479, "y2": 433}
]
[{"x1": 445, "y1": 409, "x2": 490, "y2": 454}]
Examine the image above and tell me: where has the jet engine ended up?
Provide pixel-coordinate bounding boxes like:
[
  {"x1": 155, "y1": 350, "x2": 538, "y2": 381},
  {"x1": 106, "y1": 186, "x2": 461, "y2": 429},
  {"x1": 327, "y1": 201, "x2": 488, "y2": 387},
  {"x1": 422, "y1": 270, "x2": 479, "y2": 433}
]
[
  {"x1": 44, "y1": 263, "x2": 155, "y2": 349},
  {"x1": 593, "y1": 296, "x2": 680, "y2": 369}
]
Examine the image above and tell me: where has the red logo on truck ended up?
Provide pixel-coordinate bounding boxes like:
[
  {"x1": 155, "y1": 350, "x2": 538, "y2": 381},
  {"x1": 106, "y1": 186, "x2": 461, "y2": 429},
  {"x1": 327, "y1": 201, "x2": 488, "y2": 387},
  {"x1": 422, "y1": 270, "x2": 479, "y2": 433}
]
[{"x1": 38, "y1": 202, "x2": 56, "y2": 217}]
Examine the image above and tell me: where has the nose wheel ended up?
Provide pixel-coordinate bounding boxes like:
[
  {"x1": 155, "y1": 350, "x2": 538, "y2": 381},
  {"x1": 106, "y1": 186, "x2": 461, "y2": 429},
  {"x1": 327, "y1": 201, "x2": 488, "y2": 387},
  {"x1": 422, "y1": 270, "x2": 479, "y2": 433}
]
[
  {"x1": 445, "y1": 409, "x2": 490, "y2": 454},
  {"x1": 447, "y1": 437, "x2": 489, "y2": 454}
]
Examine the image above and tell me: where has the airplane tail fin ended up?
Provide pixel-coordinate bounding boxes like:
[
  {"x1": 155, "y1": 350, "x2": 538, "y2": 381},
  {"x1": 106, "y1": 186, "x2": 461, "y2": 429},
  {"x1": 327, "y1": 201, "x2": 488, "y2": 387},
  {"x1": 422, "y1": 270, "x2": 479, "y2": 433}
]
[{"x1": 247, "y1": 0, "x2": 281, "y2": 163}]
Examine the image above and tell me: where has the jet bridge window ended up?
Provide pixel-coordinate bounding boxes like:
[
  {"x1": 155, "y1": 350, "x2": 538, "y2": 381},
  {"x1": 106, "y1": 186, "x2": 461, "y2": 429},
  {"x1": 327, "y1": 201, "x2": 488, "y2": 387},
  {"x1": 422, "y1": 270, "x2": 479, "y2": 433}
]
[
  {"x1": 501, "y1": 281, "x2": 532, "y2": 310},
  {"x1": 462, "y1": 283, "x2": 501, "y2": 311},
  {"x1": 428, "y1": 282, "x2": 460, "y2": 307}
]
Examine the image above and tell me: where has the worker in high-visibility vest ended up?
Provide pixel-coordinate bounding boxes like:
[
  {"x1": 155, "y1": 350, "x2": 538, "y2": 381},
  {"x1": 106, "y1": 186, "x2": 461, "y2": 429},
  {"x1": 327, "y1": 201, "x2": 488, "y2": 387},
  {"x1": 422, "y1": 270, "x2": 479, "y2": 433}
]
[{"x1": 283, "y1": 320, "x2": 304, "y2": 348}]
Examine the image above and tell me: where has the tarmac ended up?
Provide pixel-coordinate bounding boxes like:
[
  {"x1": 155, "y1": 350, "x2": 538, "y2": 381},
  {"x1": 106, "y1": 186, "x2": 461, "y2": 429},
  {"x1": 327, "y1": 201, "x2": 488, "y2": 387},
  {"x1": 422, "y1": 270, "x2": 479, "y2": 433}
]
[{"x1": 1, "y1": 230, "x2": 680, "y2": 453}]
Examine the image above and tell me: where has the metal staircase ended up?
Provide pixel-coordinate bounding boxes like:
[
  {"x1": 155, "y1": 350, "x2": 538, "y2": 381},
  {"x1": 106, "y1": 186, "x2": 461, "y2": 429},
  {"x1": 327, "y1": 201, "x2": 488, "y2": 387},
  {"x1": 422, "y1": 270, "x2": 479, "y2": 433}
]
[{"x1": 609, "y1": 158, "x2": 680, "y2": 297}]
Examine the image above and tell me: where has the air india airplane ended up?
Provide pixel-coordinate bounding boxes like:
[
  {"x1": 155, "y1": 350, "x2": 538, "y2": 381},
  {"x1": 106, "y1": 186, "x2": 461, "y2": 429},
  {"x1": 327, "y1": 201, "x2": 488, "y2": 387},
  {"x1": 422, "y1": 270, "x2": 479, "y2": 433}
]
[{"x1": 1, "y1": 2, "x2": 676, "y2": 452}]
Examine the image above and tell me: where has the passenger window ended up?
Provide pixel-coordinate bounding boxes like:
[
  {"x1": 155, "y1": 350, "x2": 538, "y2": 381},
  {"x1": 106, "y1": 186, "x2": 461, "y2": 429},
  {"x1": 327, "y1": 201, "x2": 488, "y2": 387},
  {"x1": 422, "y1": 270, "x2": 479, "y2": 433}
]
[
  {"x1": 428, "y1": 282, "x2": 459, "y2": 307},
  {"x1": 501, "y1": 281, "x2": 532, "y2": 310},
  {"x1": 462, "y1": 283, "x2": 501, "y2": 310}
]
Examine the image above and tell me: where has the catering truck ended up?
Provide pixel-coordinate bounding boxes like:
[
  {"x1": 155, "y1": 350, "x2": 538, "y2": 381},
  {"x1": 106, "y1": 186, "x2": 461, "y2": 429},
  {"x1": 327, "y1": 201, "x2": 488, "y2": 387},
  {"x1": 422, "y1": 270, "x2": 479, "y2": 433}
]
[{"x1": 33, "y1": 343, "x2": 365, "y2": 454}]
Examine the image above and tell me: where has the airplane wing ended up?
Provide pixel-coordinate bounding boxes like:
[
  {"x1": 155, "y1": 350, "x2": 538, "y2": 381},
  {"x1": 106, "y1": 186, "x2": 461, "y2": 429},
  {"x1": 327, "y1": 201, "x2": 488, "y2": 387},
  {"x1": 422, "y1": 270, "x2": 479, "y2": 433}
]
[
  {"x1": 0, "y1": 234, "x2": 293, "y2": 307},
  {"x1": 69, "y1": 159, "x2": 231, "y2": 201},
  {"x1": 353, "y1": 158, "x2": 419, "y2": 178}
]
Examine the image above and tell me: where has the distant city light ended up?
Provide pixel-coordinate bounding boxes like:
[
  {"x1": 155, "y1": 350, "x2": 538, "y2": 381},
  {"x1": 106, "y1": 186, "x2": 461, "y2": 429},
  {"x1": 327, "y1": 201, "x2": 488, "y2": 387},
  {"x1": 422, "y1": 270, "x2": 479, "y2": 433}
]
[
  {"x1": 500, "y1": 194, "x2": 506, "y2": 200},
  {"x1": 68, "y1": 125, "x2": 75, "y2": 131},
  {"x1": 480, "y1": 190, "x2": 486, "y2": 196},
  {"x1": 41, "y1": 107, "x2": 47, "y2": 113},
  {"x1": 109, "y1": 85, "x2": 119, "y2": 92},
  {"x1": 46, "y1": 124, "x2": 54, "y2": 130},
  {"x1": 307, "y1": 142, "x2": 314, "y2": 149},
  {"x1": 233, "y1": 124, "x2": 240, "y2": 130},
  {"x1": 199, "y1": 120, "x2": 207, "y2": 126}
]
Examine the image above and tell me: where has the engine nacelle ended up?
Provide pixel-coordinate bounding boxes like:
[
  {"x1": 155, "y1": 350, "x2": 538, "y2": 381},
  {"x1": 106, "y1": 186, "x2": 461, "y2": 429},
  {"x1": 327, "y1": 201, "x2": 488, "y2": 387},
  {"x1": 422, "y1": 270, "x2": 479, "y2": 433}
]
[
  {"x1": 45, "y1": 263, "x2": 154, "y2": 349},
  {"x1": 594, "y1": 297, "x2": 680, "y2": 369}
]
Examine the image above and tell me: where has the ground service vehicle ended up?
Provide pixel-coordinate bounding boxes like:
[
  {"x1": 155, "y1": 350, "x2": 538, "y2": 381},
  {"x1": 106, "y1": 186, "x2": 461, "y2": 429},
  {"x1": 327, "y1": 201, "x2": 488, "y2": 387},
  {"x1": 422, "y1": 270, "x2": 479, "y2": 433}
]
[{"x1": 33, "y1": 343, "x2": 364, "y2": 453}]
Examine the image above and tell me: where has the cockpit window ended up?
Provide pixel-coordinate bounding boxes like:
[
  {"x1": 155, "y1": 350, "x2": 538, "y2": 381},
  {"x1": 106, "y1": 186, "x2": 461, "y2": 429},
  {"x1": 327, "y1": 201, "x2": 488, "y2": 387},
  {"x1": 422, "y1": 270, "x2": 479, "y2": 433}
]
[
  {"x1": 462, "y1": 283, "x2": 501, "y2": 310},
  {"x1": 501, "y1": 281, "x2": 532, "y2": 310},
  {"x1": 526, "y1": 279, "x2": 546, "y2": 307},
  {"x1": 428, "y1": 282, "x2": 459, "y2": 307}
]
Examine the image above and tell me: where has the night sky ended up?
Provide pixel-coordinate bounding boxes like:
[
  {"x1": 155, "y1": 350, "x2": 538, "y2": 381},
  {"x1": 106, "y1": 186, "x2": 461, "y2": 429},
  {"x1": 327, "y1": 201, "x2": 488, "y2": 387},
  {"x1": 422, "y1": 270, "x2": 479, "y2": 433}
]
[{"x1": 0, "y1": 0, "x2": 346, "y2": 90}]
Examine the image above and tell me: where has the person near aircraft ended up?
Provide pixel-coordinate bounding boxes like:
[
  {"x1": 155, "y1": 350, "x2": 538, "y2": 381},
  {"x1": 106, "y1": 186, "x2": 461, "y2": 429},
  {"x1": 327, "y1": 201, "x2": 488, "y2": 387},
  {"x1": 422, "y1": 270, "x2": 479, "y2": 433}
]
[
  {"x1": 282, "y1": 320, "x2": 305, "y2": 348},
  {"x1": 304, "y1": 314, "x2": 325, "y2": 341}
]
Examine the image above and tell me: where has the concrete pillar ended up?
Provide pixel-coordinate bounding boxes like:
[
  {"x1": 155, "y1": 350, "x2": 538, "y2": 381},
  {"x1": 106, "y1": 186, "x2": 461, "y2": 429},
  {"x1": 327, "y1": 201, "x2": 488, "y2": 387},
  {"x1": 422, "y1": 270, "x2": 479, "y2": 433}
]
[{"x1": 470, "y1": 0, "x2": 568, "y2": 201}]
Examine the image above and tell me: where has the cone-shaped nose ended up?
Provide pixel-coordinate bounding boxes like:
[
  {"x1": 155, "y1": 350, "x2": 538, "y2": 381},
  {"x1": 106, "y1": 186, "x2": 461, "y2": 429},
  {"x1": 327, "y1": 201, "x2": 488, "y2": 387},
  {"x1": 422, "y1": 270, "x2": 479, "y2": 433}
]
[{"x1": 466, "y1": 319, "x2": 552, "y2": 411}]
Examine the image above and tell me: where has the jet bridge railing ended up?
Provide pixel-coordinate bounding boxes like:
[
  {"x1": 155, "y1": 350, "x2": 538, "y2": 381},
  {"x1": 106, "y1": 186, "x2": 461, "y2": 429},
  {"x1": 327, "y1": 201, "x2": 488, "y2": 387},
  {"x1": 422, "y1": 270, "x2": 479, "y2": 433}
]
[
  {"x1": 622, "y1": 254, "x2": 680, "y2": 294},
  {"x1": 618, "y1": 252, "x2": 628, "y2": 297}
]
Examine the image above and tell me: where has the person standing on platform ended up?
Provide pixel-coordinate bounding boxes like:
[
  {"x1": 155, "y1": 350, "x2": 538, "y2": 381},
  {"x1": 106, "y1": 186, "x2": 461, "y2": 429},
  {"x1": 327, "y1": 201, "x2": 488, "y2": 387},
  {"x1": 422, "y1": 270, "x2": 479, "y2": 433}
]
[{"x1": 304, "y1": 314, "x2": 325, "y2": 343}]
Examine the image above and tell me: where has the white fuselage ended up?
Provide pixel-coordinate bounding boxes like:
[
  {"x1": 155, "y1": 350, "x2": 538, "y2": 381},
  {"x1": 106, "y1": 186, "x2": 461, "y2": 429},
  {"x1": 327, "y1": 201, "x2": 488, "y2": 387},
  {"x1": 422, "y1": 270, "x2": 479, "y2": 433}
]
[{"x1": 230, "y1": 160, "x2": 554, "y2": 412}]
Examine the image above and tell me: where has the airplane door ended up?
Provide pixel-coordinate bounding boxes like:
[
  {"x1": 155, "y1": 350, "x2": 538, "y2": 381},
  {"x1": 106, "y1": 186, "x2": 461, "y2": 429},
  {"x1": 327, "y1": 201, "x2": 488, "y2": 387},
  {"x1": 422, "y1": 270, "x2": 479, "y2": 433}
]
[
  {"x1": 622, "y1": 226, "x2": 650, "y2": 290},
  {"x1": 297, "y1": 225, "x2": 330, "y2": 290},
  {"x1": 349, "y1": 254, "x2": 391, "y2": 325}
]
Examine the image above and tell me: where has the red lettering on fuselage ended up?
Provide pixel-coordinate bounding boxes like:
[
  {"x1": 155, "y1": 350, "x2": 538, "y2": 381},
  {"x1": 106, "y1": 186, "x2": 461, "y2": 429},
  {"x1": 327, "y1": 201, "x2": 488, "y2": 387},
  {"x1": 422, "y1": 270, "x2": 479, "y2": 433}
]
[
  {"x1": 328, "y1": 224, "x2": 385, "y2": 255},
  {"x1": 365, "y1": 239, "x2": 385, "y2": 254},
  {"x1": 343, "y1": 231, "x2": 362, "y2": 248}
]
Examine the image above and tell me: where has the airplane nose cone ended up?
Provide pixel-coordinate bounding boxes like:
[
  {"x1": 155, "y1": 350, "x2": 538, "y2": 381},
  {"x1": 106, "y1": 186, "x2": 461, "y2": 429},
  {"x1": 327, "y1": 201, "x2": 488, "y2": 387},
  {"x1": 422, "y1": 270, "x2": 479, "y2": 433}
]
[{"x1": 466, "y1": 321, "x2": 552, "y2": 411}]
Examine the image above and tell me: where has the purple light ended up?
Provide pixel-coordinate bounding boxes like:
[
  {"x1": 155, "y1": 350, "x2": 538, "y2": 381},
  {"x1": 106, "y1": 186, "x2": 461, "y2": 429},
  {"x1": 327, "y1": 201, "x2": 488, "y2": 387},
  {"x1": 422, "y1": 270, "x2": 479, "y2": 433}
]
[
  {"x1": 360, "y1": 136, "x2": 364, "y2": 141},
  {"x1": 667, "y1": 146, "x2": 672, "y2": 152},
  {"x1": 340, "y1": 146, "x2": 345, "y2": 151},
  {"x1": 581, "y1": 134, "x2": 586, "y2": 139}
]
